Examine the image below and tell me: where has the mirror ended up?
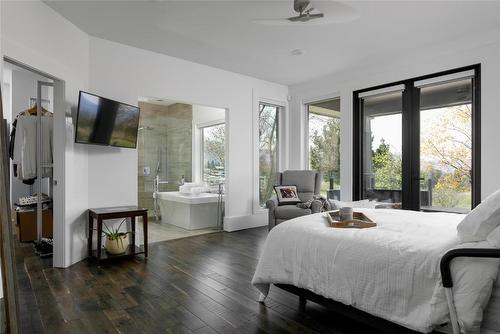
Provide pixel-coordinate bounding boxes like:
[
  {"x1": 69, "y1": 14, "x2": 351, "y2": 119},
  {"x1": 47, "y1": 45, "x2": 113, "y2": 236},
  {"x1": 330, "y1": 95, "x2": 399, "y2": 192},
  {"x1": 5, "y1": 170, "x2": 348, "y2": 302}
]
[{"x1": 0, "y1": 83, "x2": 21, "y2": 333}]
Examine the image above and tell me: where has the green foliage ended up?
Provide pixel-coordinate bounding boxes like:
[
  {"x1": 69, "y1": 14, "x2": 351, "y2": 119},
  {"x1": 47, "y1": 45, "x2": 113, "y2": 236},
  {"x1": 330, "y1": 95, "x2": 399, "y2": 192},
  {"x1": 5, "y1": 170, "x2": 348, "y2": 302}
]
[
  {"x1": 102, "y1": 219, "x2": 131, "y2": 249},
  {"x1": 433, "y1": 172, "x2": 471, "y2": 208},
  {"x1": 310, "y1": 118, "x2": 340, "y2": 174},
  {"x1": 204, "y1": 125, "x2": 225, "y2": 167},
  {"x1": 372, "y1": 139, "x2": 402, "y2": 190},
  {"x1": 309, "y1": 117, "x2": 341, "y2": 194},
  {"x1": 421, "y1": 104, "x2": 472, "y2": 209},
  {"x1": 203, "y1": 124, "x2": 226, "y2": 185},
  {"x1": 367, "y1": 104, "x2": 472, "y2": 209}
]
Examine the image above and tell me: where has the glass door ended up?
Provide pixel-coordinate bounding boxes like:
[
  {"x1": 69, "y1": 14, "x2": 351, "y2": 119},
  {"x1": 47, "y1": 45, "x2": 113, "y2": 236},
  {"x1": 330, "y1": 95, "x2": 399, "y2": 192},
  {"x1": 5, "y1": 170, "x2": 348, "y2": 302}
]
[
  {"x1": 354, "y1": 66, "x2": 480, "y2": 212},
  {"x1": 418, "y1": 78, "x2": 473, "y2": 212},
  {"x1": 359, "y1": 89, "x2": 403, "y2": 204}
]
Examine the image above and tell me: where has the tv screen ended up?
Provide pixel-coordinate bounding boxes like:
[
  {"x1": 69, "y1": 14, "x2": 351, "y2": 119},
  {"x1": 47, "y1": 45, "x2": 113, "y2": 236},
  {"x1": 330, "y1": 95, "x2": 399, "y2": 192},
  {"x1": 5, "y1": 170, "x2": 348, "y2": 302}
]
[{"x1": 75, "y1": 91, "x2": 140, "y2": 149}]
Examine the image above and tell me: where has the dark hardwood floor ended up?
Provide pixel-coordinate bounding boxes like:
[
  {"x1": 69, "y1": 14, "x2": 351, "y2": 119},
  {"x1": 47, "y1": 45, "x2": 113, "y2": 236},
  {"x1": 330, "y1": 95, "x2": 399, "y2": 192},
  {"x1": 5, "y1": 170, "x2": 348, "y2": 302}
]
[{"x1": 16, "y1": 227, "x2": 385, "y2": 334}]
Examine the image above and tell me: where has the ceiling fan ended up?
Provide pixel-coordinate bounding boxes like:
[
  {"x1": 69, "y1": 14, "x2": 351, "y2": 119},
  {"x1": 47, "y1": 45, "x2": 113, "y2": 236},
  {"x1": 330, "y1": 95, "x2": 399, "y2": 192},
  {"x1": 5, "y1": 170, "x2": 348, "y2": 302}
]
[
  {"x1": 288, "y1": 0, "x2": 324, "y2": 22},
  {"x1": 253, "y1": 0, "x2": 359, "y2": 26}
]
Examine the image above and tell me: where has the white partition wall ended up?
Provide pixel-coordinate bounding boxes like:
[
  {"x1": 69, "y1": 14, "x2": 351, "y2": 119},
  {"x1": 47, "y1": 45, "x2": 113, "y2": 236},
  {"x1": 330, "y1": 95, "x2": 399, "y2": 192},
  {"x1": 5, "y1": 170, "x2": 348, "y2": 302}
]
[
  {"x1": 1, "y1": 0, "x2": 89, "y2": 267},
  {"x1": 88, "y1": 37, "x2": 288, "y2": 233}
]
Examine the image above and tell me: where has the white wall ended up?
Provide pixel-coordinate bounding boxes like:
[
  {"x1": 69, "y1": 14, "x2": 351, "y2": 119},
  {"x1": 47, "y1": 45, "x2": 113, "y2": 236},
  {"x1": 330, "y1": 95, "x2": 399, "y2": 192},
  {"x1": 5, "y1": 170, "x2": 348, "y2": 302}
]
[
  {"x1": 289, "y1": 30, "x2": 500, "y2": 201},
  {"x1": 192, "y1": 104, "x2": 226, "y2": 183},
  {"x1": 88, "y1": 37, "x2": 289, "y2": 232},
  {"x1": 193, "y1": 104, "x2": 226, "y2": 125},
  {"x1": 1, "y1": 0, "x2": 90, "y2": 267}
]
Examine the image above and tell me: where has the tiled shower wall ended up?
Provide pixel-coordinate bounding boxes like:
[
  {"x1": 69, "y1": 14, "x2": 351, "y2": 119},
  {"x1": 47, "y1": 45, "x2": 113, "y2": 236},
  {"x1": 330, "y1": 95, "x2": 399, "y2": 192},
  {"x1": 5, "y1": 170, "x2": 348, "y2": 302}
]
[{"x1": 138, "y1": 102, "x2": 193, "y2": 218}]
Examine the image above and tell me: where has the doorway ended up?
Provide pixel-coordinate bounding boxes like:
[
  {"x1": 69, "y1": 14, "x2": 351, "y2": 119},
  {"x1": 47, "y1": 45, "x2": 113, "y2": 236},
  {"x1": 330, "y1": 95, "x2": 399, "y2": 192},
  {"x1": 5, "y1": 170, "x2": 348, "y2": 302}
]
[
  {"x1": 136, "y1": 97, "x2": 226, "y2": 243},
  {"x1": 2, "y1": 57, "x2": 65, "y2": 267}
]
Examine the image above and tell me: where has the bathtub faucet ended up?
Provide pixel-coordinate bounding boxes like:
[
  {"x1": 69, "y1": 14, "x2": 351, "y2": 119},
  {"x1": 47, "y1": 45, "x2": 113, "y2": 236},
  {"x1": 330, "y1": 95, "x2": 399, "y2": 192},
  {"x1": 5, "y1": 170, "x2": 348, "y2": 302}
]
[
  {"x1": 153, "y1": 175, "x2": 171, "y2": 221},
  {"x1": 154, "y1": 175, "x2": 171, "y2": 192}
]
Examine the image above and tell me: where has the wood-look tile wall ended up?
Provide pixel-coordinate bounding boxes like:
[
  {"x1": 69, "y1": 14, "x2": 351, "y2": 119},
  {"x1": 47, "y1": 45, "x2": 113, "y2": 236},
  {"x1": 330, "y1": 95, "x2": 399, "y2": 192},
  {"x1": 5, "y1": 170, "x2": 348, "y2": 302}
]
[{"x1": 137, "y1": 102, "x2": 193, "y2": 218}]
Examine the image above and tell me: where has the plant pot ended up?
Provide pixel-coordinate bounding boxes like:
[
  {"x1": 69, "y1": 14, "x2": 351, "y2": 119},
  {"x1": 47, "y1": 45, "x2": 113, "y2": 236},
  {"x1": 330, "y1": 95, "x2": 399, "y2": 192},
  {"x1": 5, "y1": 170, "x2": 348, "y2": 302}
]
[{"x1": 105, "y1": 235, "x2": 129, "y2": 255}]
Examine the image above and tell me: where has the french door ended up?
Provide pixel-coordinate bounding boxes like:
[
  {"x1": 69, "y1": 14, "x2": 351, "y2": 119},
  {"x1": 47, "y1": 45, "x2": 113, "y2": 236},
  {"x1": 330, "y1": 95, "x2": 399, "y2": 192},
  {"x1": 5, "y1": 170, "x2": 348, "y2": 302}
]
[{"x1": 353, "y1": 65, "x2": 480, "y2": 212}]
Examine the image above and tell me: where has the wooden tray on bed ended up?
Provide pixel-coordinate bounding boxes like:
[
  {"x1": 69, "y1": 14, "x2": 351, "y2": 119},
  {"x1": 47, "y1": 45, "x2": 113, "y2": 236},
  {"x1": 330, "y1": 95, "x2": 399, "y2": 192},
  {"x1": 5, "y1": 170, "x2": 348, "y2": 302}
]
[{"x1": 325, "y1": 211, "x2": 377, "y2": 229}]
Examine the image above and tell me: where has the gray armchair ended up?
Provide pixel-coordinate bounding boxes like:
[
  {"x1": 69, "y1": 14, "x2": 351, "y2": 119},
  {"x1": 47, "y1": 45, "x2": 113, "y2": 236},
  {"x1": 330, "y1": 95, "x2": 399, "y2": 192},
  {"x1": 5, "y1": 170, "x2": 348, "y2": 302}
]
[{"x1": 266, "y1": 170, "x2": 323, "y2": 230}]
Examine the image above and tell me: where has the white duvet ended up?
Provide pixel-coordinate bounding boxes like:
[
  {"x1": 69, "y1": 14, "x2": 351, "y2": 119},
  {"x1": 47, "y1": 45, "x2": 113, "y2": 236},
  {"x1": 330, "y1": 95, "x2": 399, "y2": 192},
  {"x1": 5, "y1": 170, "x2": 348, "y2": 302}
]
[{"x1": 252, "y1": 209, "x2": 499, "y2": 333}]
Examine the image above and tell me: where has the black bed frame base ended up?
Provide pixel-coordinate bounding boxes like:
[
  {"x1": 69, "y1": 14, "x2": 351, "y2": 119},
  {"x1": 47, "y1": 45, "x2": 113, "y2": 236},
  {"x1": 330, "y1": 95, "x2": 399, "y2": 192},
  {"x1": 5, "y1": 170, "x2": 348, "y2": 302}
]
[{"x1": 275, "y1": 284, "x2": 428, "y2": 334}]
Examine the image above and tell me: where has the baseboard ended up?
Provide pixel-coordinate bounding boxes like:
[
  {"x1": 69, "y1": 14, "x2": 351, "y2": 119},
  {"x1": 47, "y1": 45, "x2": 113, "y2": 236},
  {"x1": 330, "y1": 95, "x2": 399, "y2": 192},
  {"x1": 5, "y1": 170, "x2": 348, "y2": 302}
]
[{"x1": 223, "y1": 212, "x2": 267, "y2": 232}]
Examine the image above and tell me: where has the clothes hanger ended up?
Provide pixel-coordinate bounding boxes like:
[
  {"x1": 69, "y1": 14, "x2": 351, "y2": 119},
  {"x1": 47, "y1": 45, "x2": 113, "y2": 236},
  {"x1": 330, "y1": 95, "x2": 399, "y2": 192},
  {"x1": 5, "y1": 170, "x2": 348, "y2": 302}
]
[
  {"x1": 27, "y1": 105, "x2": 37, "y2": 115},
  {"x1": 25, "y1": 105, "x2": 51, "y2": 116}
]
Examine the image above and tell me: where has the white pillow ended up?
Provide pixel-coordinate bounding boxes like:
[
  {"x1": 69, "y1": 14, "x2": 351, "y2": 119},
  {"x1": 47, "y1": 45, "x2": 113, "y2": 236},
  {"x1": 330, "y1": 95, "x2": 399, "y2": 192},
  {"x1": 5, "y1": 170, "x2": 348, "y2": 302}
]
[
  {"x1": 487, "y1": 225, "x2": 500, "y2": 248},
  {"x1": 331, "y1": 199, "x2": 378, "y2": 210},
  {"x1": 457, "y1": 188, "x2": 500, "y2": 243}
]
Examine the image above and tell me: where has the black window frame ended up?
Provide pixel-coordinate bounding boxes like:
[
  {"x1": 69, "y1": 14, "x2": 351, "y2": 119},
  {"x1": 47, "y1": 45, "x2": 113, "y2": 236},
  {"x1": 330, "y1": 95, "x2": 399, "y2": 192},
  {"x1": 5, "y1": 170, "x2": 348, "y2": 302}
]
[{"x1": 353, "y1": 64, "x2": 481, "y2": 211}]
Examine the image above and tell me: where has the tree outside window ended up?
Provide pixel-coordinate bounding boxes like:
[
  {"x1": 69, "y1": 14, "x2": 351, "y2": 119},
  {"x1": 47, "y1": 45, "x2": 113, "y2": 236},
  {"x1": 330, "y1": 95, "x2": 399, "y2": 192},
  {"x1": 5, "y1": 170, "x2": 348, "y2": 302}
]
[
  {"x1": 202, "y1": 124, "x2": 225, "y2": 185},
  {"x1": 420, "y1": 104, "x2": 472, "y2": 209},
  {"x1": 308, "y1": 99, "x2": 341, "y2": 199},
  {"x1": 259, "y1": 104, "x2": 279, "y2": 206}
]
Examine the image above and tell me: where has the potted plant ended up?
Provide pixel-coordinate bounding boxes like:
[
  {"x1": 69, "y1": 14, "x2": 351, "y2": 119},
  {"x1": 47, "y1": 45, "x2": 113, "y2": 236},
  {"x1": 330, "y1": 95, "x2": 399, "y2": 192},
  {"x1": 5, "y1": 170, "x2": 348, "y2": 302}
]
[{"x1": 103, "y1": 219, "x2": 131, "y2": 255}]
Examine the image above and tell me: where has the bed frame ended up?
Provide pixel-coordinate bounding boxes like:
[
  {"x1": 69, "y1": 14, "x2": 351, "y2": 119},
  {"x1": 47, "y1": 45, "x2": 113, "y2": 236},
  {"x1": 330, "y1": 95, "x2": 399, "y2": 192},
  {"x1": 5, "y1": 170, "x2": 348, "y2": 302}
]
[
  {"x1": 440, "y1": 248, "x2": 500, "y2": 334},
  {"x1": 275, "y1": 248, "x2": 500, "y2": 334},
  {"x1": 274, "y1": 284, "x2": 423, "y2": 334}
]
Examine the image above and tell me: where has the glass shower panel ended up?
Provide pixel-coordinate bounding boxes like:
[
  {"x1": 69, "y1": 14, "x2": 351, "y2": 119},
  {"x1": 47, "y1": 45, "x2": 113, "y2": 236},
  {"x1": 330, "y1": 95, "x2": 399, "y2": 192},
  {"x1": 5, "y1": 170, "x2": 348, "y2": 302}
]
[{"x1": 137, "y1": 102, "x2": 193, "y2": 218}]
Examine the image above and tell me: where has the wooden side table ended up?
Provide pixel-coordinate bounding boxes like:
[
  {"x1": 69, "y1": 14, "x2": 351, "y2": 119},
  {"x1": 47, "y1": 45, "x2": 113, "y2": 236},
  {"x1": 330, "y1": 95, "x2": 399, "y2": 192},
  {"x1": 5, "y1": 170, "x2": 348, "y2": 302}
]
[{"x1": 88, "y1": 206, "x2": 148, "y2": 262}]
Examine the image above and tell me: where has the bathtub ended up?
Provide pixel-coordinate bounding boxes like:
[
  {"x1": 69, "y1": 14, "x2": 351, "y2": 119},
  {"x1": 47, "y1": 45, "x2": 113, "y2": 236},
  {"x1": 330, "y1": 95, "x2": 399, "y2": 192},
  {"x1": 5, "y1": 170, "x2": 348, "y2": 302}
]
[{"x1": 156, "y1": 191, "x2": 224, "y2": 230}]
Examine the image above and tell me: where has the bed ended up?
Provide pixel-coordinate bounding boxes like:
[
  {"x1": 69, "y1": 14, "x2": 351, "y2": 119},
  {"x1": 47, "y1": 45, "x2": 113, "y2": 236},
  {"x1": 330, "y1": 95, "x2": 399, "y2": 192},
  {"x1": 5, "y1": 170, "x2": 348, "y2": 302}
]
[
  {"x1": 482, "y1": 270, "x2": 500, "y2": 334},
  {"x1": 252, "y1": 209, "x2": 500, "y2": 334}
]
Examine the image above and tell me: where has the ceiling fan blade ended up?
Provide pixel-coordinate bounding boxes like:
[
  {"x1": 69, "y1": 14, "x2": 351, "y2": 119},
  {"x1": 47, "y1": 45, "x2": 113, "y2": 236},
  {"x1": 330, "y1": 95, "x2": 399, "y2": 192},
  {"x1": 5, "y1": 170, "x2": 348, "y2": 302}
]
[
  {"x1": 287, "y1": 16, "x2": 303, "y2": 22},
  {"x1": 287, "y1": 12, "x2": 324, "y2": 22},
  {"x1": 308, "y1": 13, "x2": 324, "y2": 19}
]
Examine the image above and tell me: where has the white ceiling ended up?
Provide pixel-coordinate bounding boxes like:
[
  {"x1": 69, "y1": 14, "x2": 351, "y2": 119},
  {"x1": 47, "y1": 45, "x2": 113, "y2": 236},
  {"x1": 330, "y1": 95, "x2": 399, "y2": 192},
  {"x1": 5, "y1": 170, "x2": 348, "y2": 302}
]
[{"x1": 44, "y1": 1, "x2": 500, "y2": 85}]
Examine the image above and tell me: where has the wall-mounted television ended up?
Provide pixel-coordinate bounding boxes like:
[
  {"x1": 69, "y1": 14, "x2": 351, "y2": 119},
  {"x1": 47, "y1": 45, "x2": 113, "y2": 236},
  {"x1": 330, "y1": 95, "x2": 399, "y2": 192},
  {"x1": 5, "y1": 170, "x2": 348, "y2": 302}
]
[{"x1": 75, "y1": 91, "x2": 140, "y2": 149}]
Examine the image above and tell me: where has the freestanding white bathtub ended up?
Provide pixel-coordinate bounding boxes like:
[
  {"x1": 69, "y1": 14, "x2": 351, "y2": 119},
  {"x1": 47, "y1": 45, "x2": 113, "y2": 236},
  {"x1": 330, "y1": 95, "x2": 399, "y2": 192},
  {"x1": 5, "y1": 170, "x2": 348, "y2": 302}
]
[{"x1": 156, "y1": 191, "x2": 223, "y2": 230}]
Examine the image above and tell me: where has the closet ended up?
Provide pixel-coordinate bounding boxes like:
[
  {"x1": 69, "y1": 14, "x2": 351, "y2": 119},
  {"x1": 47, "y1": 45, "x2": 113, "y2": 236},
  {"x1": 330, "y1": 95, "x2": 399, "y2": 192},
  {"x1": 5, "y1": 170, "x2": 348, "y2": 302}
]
[{"x1": 4, "y1": 61, "x2": 55, "y2": 258}]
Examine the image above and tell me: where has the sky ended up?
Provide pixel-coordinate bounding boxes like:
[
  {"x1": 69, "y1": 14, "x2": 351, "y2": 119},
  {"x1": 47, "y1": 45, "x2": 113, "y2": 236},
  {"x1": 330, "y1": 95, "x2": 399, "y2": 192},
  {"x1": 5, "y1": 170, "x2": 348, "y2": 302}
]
[{"x1": 370, "y1": 114, "x2": 402, "y2": 154}]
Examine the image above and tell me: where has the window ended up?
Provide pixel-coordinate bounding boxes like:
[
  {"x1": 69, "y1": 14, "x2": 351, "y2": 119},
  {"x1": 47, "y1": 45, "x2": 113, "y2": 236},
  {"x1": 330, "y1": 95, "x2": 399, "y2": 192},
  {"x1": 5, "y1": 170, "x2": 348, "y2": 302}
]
[
  {"x1": 354, "y1": 65, "x2": 480, "y2": 212},
  {"x1": 307, "y1": 98, "x2": 341, "y2": 199},
  {"x1": 201, "y1": 123, "x2": 225, "y2": 185},
  {"x1": 259, "y1": 103, "x2": 279, "y2": 207}
]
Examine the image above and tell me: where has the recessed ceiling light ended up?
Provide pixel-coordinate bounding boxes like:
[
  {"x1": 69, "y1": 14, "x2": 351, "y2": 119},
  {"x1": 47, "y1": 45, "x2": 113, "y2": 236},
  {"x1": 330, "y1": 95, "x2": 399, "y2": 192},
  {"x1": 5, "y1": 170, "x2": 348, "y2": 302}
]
[{"x1": 291, "y1": 49, "x2": 304, "y2": 56}]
